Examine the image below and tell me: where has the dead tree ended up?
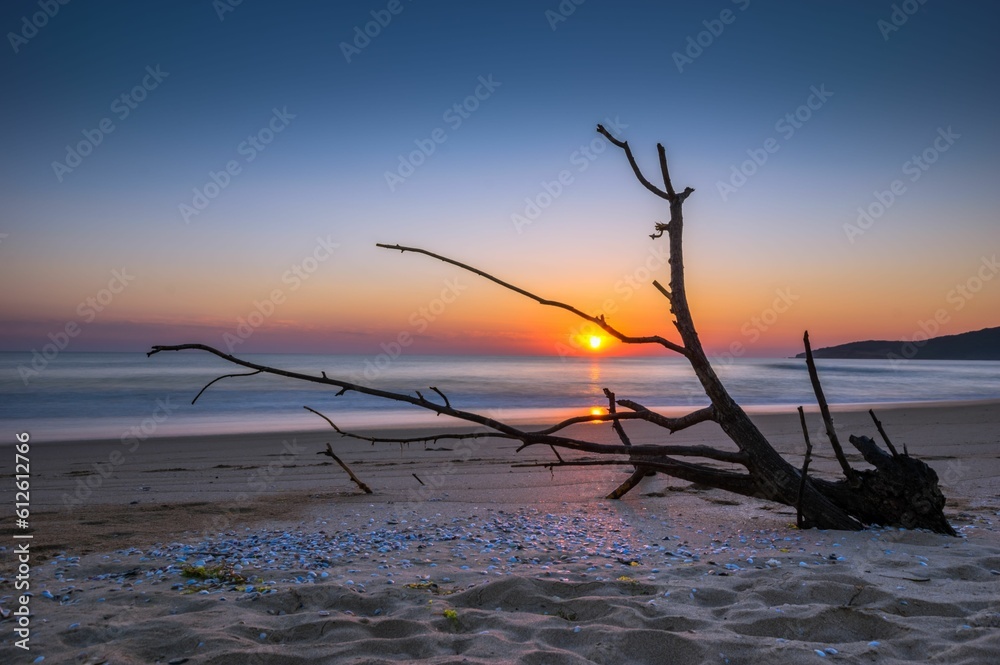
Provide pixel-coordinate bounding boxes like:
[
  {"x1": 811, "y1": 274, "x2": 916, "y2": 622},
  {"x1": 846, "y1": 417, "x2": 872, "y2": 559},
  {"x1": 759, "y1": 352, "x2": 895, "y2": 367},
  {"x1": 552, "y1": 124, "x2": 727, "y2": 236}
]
[{"x1": 149, "y1": 125, "x2": 955, "y2": 535}]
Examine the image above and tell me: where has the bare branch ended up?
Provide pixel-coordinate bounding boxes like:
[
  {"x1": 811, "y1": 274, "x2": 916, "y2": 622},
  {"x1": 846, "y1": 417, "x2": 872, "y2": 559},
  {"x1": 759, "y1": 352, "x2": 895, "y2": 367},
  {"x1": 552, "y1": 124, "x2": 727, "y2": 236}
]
[
  {"x1": 318, "y1": 442, "x2": 372, "y2": 494},
  {"x1": 615, "y1": 400, "x2": 716, "y2": 433},
  {"x1": 191, "y1": 369, "x2": 262, "y2": 404},
  {"x1": 374, "y1": 244, "x2": 687, "y2": 356},
  {"x1": 151, "y1": 346, "x2": 736, "y2": 467},
  {"x1": 652, "y1": 279, "x2": 672, "y2": 302},
  {"x1": 603, "y1": 387, "x2": 648, "y2": 500},
  {"x1": 868, "y1": 409, "x2": 900, "y2": 458},
  {"x1": 649, "y1": 222, "x2": 670, "y2": 240},
  {"x1": 150, "y1": 344, "x2": 541, "y2": 438},
  {"x1": 516, "y1": 439, "x2": 749, "y2": 465},
  {"x1": 796, "y1": 406, "x2": 814, "y2": 529},
  {"x1": 596, "y1": 124, "x2": 670, "y2": 201},
  {"x1": 515, "y1": 458, "x2": 761, "y2": 499},
  {"x1": 429, "y1": 386, "x2": 451, "y2": 409},
  {"x1": 303, "y1": 405, "x2": 511, "y2": 446},
  {"x1": 529, "y1": 410, "x2": 643, "y2": 435},
  {"x1": 603, "y1": 388, "x2": 632, "y2": 448},
  {"x1": 305, "y1": 407, "x2": 374, "y2": 493},
  {"x1": 302, "y1": 405, "x2": 505, "y2": 447},
  {"x1": 802, "y1": 331, "x2": 858, "y2": 483},
  {"x1": 656, "y1": 143, "x2": 677, "y2": 200},
  {"x1": 606, "y1": 467, "x2": 651, "y2": 500}
]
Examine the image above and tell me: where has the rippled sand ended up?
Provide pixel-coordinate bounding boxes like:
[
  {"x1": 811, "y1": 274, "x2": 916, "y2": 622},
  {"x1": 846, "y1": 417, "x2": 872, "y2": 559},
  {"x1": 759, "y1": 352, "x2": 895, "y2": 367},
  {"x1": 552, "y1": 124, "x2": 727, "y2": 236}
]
[{"x1": 4, "y1": 400, "x2": 999, "y2": 663}]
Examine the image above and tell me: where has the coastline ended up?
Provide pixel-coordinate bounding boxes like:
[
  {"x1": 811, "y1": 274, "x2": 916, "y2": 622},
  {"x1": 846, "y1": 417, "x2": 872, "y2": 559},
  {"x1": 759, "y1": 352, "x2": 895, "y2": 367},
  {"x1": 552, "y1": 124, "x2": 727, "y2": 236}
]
[{"x1": 2, "y1": 400, "x2": 999, "y2": 663}]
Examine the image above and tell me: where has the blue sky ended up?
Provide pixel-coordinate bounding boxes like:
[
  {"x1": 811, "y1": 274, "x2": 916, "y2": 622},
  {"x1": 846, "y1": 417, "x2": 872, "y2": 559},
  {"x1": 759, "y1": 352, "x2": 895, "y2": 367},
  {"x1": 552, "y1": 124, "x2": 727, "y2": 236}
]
[{"x1": 1, "y1": 0, "x2": 998, "y2": 356}]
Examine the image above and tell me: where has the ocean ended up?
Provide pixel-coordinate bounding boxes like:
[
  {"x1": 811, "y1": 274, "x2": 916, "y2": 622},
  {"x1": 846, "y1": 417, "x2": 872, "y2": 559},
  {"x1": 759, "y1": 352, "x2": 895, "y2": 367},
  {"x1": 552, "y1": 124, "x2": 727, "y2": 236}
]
[{"x1": 2, "y1": 352, "x2": 999, "y2": 443}]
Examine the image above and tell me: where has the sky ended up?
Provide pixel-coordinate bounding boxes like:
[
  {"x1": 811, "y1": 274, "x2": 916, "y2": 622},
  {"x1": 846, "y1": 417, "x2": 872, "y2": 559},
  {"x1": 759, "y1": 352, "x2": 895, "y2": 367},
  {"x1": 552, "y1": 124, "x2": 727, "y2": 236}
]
[{"x1": 1, "y1": 0, "x2": 998, "y2": 358}]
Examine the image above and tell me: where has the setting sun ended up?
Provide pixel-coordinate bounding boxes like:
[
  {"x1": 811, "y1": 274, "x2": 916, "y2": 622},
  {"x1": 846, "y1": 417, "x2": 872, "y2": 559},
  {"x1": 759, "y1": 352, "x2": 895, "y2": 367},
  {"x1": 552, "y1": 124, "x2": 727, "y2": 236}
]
[{"x1": 588, "y1": 335, "x2": 602, "y2": 350}]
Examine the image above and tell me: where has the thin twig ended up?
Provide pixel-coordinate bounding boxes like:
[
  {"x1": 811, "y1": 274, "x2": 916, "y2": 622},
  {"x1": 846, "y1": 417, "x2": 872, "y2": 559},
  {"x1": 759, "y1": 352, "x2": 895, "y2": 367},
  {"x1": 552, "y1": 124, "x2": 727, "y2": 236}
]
[
  {"x1": 802, "y1": 331, "x2": 857, "y2": 483},
  {"x1": 656, "y1": 143, "x2": 677, "y2": 200},
  {"x1": 318, "y1": 442, "x2": 372, "y2": 494},
  {"x1": 603, "y1": 388, "x2": 633, "y2": 448},
  {"x1": 530, "y1": 410, "x2": 644, "y2": 434},
  {"x1": 604, "y1": 387, "x2": 647, "y2": 500},
  {"x1": 191, "y1": 370, "x2": 262, "y2": 404},
  {"x1": 652, "y1": 280, "x2": 673, "y2": 302},
  {"x1": 868, "y1": 409, "x2": 900, "y2": 458},
  {"x1": 796, "y1": 406, "x2": 814, "y2": 529},
  {"x1": 306, "y1": 407, "x2": 374, "y2": 494},
  {"x1": 302, "y1": 406, "x2": 505, "y2": 445},
  {"x1": 429, "y1": 386, "x2": 451, "y2": 409}
]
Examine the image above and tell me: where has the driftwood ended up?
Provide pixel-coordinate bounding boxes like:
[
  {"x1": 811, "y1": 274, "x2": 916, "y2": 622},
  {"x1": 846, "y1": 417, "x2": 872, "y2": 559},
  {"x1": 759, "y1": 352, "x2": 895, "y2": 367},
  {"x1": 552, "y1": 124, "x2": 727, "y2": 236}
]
[
  {"x1": 318, "y1": 442, "x2": 372, "y2": 494},
  {"x1": 795, "y1": 406, "x2": 814, "y2": 529},
  {"x1": 149, "y1": 124, "x2": 956, "y2": 535},
  {"x1": 306, "y1": 406, "x2": 372, "y2": 493}
]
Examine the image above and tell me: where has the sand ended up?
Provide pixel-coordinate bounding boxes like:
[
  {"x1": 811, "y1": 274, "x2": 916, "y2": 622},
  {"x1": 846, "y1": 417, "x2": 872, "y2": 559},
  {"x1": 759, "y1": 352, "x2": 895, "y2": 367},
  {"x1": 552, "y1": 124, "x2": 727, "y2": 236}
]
[{"x1": 2, "y1": 400, "x2": 999, "y2": 664}]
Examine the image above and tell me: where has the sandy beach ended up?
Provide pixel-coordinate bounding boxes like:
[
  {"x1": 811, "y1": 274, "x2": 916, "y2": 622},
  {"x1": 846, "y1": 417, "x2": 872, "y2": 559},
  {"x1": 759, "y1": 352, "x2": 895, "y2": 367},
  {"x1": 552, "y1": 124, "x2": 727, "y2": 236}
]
[{"x1": 2, "y1": 400, "x2": 999, "y2": 664}]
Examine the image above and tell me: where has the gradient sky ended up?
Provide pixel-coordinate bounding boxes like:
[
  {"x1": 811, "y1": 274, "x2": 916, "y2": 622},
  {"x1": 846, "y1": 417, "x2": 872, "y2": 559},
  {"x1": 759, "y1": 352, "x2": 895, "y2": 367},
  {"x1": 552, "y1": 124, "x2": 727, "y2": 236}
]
[{"x1": 1, "y1": 0, "x2": 998, "y2": 358}]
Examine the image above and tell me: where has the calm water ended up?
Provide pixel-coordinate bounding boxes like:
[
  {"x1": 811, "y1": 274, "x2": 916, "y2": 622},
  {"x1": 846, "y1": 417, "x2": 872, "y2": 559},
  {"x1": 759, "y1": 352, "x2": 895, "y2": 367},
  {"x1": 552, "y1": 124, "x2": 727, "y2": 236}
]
[{"x1": 1, "y1": 352, "x2": 999, "y2": 442}]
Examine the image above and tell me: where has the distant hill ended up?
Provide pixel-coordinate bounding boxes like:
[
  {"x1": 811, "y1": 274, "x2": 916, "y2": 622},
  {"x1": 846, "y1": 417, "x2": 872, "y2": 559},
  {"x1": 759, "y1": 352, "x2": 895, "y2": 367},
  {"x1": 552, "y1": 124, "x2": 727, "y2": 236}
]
[{"x1": 794, "y1": 326, "x2": 1000, "y2": 360}]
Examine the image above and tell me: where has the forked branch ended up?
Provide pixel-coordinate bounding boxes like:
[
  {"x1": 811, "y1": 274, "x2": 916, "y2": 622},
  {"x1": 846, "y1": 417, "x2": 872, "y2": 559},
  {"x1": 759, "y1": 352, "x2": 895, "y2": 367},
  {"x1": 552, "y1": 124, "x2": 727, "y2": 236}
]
[
  {"x1": 616, "y1": 400, "x2": 716, "y2": 433},
  {"x1": 597, "y1": 124, "x2": 671, "y2": 201},
  {"x1": 150, "y1": 344, "x2": 742, "y2": 465}
]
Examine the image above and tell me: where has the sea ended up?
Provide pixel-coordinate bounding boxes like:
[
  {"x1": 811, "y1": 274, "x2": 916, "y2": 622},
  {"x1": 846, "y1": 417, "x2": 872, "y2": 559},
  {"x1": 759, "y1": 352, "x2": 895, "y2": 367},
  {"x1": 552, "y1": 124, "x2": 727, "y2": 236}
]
[{"x1": 2, "y1": 352, "x2": 999, "y2": 443}]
